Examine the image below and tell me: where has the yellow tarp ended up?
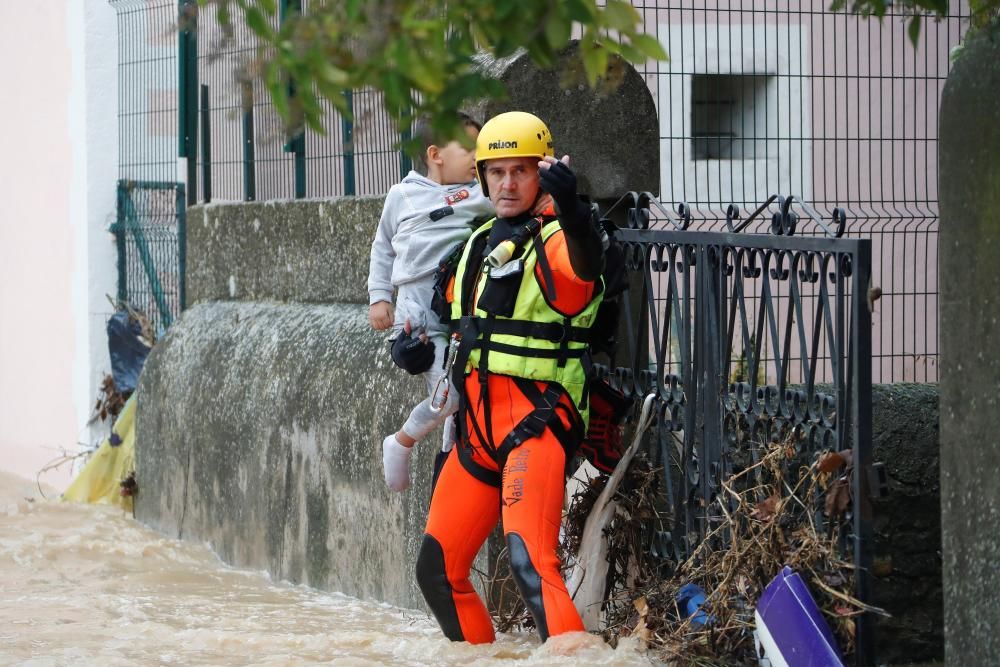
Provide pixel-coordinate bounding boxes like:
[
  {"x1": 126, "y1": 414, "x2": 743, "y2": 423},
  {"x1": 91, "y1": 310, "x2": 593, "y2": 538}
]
[{"x1": 62, "y1": 394, "x2": 136, "y2": 510}]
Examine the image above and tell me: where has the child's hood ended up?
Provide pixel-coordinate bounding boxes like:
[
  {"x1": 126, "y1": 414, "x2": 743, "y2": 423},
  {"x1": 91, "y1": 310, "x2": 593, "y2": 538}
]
[{"x1": 400, "y1": 170, "x2": 477, "y2": 193}]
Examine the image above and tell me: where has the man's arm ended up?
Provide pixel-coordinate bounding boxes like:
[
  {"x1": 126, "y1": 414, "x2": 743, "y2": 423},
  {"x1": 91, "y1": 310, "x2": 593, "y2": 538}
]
[{"x1": 538, "y1": 157, "x2": 605, "y2": 282}]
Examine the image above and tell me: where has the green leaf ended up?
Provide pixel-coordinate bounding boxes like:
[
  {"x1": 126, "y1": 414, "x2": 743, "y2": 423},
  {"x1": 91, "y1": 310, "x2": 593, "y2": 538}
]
[
  {"x1": 616, "y1": 40, "x2": 646, "y2": 64},
  {"x1": 317, "y1": 62, "x2": 349, "y2": 87},
  {"x1": 216, "y1": 2, "x2": 231, "y2": 30},
  {"x1": 908, "y1": 14, "x2": 922, "y2": 47},
  {"x1": 264, "y1": 66, "x2": 289, "y2": 120},
  {"x1": 544, "y1": 15, "x2": 572, "y2": 50},
  {"x1": 243, "y1": 6, "x2": 274, "y2": 40},
  {"x1": 564, "y1": 0, "x2": 596, "y2": 22},
  {"x1": 630, "y1": 33, "x2": 668, "y2": 61},
  {"x1": 405, "y1": 59, "x2": 446, "y2": 94},
  {"x1": 581, "y1": 41, "x2": 609, "y2": 87},
  {"x1": 602, "y1": 0, "x2": 640, "y2": 31}
]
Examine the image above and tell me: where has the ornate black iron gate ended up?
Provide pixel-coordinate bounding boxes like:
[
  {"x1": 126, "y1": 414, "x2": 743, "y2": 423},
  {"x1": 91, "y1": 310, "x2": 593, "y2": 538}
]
[{"x1": 604, "y1": 194, "x2": 875, "y2": 663}]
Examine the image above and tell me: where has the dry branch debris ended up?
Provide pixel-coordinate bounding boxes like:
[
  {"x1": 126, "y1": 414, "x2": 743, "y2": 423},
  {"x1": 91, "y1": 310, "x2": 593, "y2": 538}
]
[{"x1": 482, "y1": 435, "x2": 885, "y2": 664}]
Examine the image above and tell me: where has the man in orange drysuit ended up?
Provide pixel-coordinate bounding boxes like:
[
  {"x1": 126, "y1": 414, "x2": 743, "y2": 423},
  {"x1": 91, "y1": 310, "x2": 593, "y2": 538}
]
[{"x1": 414, "y1": 111, "x2": 606, "y2": 643}]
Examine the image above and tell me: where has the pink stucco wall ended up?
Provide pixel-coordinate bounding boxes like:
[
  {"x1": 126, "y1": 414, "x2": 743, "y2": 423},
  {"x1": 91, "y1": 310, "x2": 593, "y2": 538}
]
[{"x1": 0, "y1": 2, "x2": 78, "y2": 487}]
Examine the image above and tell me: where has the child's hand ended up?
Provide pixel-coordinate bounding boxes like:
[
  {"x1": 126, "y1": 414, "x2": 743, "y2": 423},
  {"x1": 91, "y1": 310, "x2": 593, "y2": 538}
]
[
  {"x1": 369, "y1": 301, "x2": 394, "y2": 330},
  {"x1": 532, "y1": 192, "x2": 555, "y2": 217}
]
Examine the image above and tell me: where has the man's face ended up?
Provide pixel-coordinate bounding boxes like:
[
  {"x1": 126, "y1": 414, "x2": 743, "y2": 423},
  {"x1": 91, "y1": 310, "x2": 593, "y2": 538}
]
[{"x1": 483, "y1": 156, "x2": 540, "y2": 218}]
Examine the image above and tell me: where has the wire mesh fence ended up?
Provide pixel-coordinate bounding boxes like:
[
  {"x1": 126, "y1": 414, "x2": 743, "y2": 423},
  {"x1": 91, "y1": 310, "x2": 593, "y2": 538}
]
[
  {"x1": 113, "y1": 0, "x2": 969, "y2": 378},
  {"x1": 111, "y1": 180, "x2": 187, "y2": 335},
  {"x1": 194, "y1": 2, "x2": 408, "y2": 202},
  {"x1": 632, "y1": 1, "x2": 966, "y2": 383},
  {"x1": 111, "y1": 0, "x2": 186, "y2": 330},
  {"x1": 114, "y1": 0, "x2": 180, "y2": 185}
]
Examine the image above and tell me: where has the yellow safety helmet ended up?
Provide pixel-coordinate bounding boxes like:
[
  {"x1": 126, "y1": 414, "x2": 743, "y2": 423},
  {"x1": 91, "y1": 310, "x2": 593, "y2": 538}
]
[{"x1": 475, "y1": 111, "x2": 554, "y2": 197}]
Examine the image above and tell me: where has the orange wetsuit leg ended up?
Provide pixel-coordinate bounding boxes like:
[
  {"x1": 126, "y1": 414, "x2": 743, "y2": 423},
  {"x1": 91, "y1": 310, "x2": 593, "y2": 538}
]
[
  {"x1": 417, "y1": 448, "x2": 500, "y2": 644},
  {"x1": 501, "y1": 431, "x2": 585, "y2": 641}
]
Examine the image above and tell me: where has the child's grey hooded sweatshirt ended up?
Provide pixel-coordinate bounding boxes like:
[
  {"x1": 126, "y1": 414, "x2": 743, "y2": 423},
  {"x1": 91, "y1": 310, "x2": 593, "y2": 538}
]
[{"x1": 367, "y1": 171, "x2": 493, "y2": 305}]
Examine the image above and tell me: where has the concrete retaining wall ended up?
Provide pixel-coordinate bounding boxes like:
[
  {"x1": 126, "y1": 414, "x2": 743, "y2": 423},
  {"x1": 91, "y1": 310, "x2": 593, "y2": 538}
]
[
  {"x1": 186, "y1": 197, "x2": 381, "y2": 306},
  {"x1": 137, "y1": 300, "x2": 437, "y2": 607},
  {"x1": 137, "y1": 196, "x2": 444, "y2": 609}
]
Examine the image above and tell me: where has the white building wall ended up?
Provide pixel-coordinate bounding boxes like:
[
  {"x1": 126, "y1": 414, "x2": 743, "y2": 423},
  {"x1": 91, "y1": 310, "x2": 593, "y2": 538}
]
[
  {"x1": 0, "y1": 0, "x2": 118, "y2": 489},
  {"x1": 658, "y1": 22, "x2": 810, "y2": 210},
  {"x1": 78, "y1": 1, "x2": 120, "y2": 458}
]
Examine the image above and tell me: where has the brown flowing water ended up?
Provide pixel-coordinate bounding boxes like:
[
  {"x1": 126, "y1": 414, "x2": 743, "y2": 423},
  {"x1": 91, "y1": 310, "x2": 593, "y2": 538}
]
[{"x1": 0, "y1": 472, "x2": 655, "y2": 666}]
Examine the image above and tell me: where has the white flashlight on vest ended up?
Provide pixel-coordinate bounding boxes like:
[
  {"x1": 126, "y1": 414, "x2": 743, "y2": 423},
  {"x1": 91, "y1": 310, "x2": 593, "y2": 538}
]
[
  {"x1": 487, "y1": 217, "x2": 543, "y2": 268},
  {"x1": 487, "y1": 240, "x2": 517, "y2": 268}
]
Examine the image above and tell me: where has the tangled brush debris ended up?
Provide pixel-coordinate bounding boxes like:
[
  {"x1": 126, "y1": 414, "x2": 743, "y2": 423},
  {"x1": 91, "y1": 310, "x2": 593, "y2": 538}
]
[
  {"x1": 91, "y1": 373, "x2": 129, "y2": 424},
  {"x1": 485, "y1": 435, "x2": 886, "y2": 665}
]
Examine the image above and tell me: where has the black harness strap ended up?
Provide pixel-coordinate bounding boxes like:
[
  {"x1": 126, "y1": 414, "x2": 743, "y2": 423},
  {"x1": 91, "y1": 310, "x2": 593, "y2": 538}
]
[
  {"x1": 492, "y1": 378, "x2": 565, "y2": 470},
  {"x1": 532, "y1": 231, "x2": 558, "y2": 302},
  {"x1": 516, "y1": 378, "x2": 586, "y2": 465},
  {"x1": 556, "y1": 316, "x2": 573, "y2": 368},
  {"x1": 473, "y1": 340, "x2": 586, "y2": 360},
  {"x1": 452, "y1": 317, "x2": 480, "y2": 388},
  {"x1": 453, "y1": 384, "x2": 502, "y2": 486},
  {"x1": 485, "y1": 319, "x2": 591, "y2": 343},
  {"x1": 465, "y1": 394, "x2": 497, "y2": 457},
  {"x1": 456, "y1": 436, "x2": 502, "y2": 487},
  {"x1": 477, "y1": 314, "x2": 499, "y2": 454}
]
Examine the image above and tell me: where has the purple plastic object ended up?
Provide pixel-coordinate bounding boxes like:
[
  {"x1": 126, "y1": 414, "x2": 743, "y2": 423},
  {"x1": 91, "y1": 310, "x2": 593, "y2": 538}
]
[{"x1": 753, "y1": 566, "x2": 843, "y2": 667}]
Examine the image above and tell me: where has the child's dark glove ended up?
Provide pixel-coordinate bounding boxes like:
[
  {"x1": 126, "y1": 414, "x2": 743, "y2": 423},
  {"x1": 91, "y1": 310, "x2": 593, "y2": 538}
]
[
  {"x1": 391, "y1": 328, "x2": 436, "y2": 375},
  {"x1": 539, "y1": 160, "x2": 591, "y2": 235}
]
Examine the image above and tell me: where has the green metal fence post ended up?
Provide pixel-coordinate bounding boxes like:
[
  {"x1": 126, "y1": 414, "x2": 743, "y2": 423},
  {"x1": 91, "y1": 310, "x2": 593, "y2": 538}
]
[
  {"x1": 200, "y1": 84, "x2": 211, "y2": 202},
  {"x1": 242, "y1": 82, "x2": 256, "y2": 201},
  {"x1": 342, "y1": 90, "x2": 355, "y2": 195},
  {"x1": 114, "y1": 181, "x2": 129, "y2": 303},
  {"x1": 176, "y1": 183, "x2": 187, "y2": 310},
  {"x1": 178, "y1": 0, "x2": 198, "y2": 206},
  {"x1": 281, "y1": 0, "x2": 306, "y2": 198}
]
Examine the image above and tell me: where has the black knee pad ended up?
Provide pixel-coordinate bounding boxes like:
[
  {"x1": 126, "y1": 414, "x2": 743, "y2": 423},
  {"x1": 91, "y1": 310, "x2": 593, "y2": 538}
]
[
  {"x1": 416, "y1": 534, "x2": 465, "y2": 641},
  {"x1": 506, "y1": 531, "x2": 550, "y2": 641}
]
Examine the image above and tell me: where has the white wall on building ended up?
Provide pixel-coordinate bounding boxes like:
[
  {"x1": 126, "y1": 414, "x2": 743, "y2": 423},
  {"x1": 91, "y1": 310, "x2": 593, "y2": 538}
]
[
  {"x1": 658, "y1": 23, "x2": 811, "y2": 211},
  {"x1": 0, "y1": 0, "x2": 118, "y2": 489}
]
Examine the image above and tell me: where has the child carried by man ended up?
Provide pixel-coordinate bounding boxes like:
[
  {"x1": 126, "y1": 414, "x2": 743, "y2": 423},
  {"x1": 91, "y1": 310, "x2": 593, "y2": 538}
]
[
  {"x1": 366, "y1": 114, "x2": 490, "y2": 492},
  {"x1": 366, "y1": 113, "x2": 551, "y2": 492}
]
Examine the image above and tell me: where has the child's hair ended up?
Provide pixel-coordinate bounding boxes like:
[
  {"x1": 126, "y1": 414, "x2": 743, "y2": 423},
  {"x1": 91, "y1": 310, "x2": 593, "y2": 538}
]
[{"x1": 410, "y1": 112, "x2": 482, "y2": 176}]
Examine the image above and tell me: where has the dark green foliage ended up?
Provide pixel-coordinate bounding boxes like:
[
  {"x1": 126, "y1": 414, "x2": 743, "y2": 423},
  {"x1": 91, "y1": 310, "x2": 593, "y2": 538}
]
[
  {"x1": 829, "y1": 0, "x2": 999, "y2": 46},
  {"x1": 198, "y1": 0, "x2": 667, "y2": 151}
]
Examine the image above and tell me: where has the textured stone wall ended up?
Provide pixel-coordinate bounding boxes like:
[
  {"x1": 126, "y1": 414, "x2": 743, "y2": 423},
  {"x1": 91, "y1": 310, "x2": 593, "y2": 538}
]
[
  {"x1": 870, "y1": 383, "x2": 942, "y2": 664},
  {"x1": 139, "y1": 194, "x2": 448, "y2": 608},
  {"x1": 470, "y1": 42, "x2": 660, "y2": 201},
  {"x1": 136, "y1": 300, "x2": 437, "y2": 607},
  {"x1": 938, "y1": 27, "x2": 1000, "y2": 665},
  {"x1": 186, "y1": 197, "x2": 382, "y2": 306}
]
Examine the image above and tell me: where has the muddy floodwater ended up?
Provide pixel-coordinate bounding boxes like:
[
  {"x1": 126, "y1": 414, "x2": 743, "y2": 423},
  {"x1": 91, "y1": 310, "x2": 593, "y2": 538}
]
[{"x1": 0, "y1": 472, "x2": 655, "y2": 666}]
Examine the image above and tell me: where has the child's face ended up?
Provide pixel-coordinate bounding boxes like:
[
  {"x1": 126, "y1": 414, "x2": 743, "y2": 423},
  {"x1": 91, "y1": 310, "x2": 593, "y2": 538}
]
[{"x1": 434, "y1": 124, "x2": 479, "y2": 185}]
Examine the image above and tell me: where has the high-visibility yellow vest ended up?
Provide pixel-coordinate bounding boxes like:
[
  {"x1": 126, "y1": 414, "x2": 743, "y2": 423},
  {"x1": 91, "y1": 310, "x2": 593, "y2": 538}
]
[{"x1": 451, "y1": 218, "x2": 603, "y2": 423}]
